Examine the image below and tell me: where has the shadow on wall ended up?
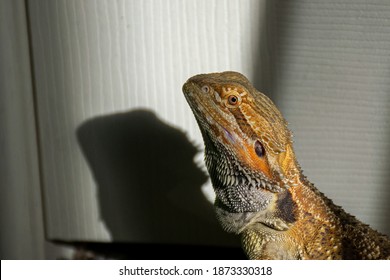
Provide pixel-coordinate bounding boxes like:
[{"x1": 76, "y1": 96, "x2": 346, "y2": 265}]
[{"x1": 76, "y1": 109, "x2": 240, "y2": 247}]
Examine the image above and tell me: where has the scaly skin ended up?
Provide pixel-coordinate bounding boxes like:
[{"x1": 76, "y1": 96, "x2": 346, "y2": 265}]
[{"x1": 182, "y1": 71, "x2": 390, "y2": 259}]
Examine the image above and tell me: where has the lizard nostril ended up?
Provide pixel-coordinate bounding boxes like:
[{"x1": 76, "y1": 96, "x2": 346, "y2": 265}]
[{"x1": 201, "y1": 85, "x2": 210, "y2": 93}]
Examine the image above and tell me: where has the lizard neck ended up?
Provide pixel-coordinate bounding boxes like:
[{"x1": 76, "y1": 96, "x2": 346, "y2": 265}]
[
  {"x1": 290, "y1": 173, "x2": 341, "y2": 225},
  {"x1": 287, "y1": 174, "x2": 348, "y2": 252}
]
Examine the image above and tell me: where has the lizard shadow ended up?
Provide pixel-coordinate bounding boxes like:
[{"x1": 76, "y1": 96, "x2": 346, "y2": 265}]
[{"x1": 76, "y1": 109, "x2": 241, "y2": 250}]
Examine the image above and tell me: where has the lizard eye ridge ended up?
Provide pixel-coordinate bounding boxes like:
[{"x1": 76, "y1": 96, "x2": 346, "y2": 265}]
[{"x1": 254, "y1": 140, "x2": 265, "y2": 157}]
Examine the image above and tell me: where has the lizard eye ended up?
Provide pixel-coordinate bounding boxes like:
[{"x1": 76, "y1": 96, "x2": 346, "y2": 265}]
[
  {"x1": 228, "y1": 95, "x2": 238, "y2": 105},
  {"x1": 201, "y1": 85, "x2": 210, "y2": 93},
  {"x1": 227, "y1": 94, "x2": 241, "y2": 107},
  {"x1": 254, "y1": 140, "x2": 265, "y2": 157}
]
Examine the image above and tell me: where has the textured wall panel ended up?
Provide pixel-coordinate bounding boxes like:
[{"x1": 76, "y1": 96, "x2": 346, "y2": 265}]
[
  {"x1": 269, "y1": 0, "x2": 390, "y2": 234},
  {"x1": 27, "y1": 0, "x2": 390, "y2": 243},
  {"x1": 0, "y1": 0, "x2": 73, "y2": 259},
  {"x1": 0, "y1": 0, "x2": 46, "y2": 259},
  {"x1": 27, "y1": 0, "x2": 266, "y2": 242}
]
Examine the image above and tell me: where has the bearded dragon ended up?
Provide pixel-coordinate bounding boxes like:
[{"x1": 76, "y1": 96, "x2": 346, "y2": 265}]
[{"x1": 182, "y1": 71, "x2": 390, "y2": 260}]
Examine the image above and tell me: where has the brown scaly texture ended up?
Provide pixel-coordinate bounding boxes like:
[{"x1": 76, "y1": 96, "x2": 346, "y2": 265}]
[{"x1": 182, "y1": 71, "x2": 390, "y2": 260}]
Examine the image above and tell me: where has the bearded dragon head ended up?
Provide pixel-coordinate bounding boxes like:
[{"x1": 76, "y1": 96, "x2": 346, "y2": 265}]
[{"x1": 183, "y1": 71, "x2": 300, "y2": 213}]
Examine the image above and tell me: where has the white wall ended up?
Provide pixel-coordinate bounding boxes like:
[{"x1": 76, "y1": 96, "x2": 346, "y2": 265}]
[
  {"x1": 269, "y1": 0, "x2": 390, "y2": 234},
  {"x1": 0, "y1": 0, "x2": 71, "y2": 259},
  {"x1": 26, "y1": 0, "x2": 268, "y2": 243},
  {"x1": 1, "y1": 0, "x2": 389, "y2": 258}
]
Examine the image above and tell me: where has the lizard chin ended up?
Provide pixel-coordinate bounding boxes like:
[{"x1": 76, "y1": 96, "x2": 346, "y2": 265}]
[{"x1": 201, "y1": 130, "x2": 285, "y2": 215}]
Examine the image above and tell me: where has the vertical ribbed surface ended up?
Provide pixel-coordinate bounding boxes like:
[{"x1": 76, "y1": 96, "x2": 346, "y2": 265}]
[
  {"x1": 0, "y1": 0, "x2": 62, "y2": 258},
  {"x1": 27, "y1": 0, "x2": 390, "y2": 241},
  {"x1": 27, "y1": 0, "x2": 266, "y2": 241},
  {"x1": 273, "y1": 0, "x2": 390, "y2": 234},
  {"x1": 0, "y1": 0, "x2": 46, "y2": 258}
]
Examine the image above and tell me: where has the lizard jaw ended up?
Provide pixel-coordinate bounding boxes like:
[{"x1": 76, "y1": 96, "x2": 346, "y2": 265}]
[{"x1": 184, "y1": 80, "x2": 291, "y2": 194}]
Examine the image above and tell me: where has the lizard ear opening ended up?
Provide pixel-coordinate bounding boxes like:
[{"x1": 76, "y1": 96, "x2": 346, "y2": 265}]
[{"x1": 254, "y1": 140, "x2": 265, "y2": 157}]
